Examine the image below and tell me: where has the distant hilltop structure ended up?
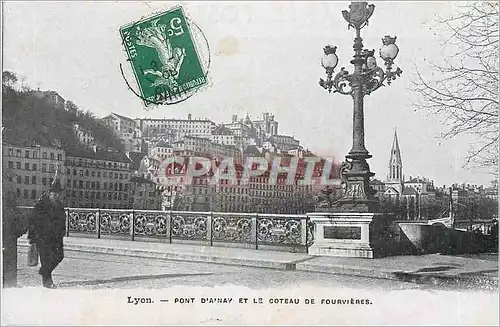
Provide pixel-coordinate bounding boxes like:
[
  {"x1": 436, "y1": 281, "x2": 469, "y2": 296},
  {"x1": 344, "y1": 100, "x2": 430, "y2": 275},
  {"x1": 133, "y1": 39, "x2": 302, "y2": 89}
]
[{"x1": 101, "y1": 112, "x2": 304, "y2": 160}]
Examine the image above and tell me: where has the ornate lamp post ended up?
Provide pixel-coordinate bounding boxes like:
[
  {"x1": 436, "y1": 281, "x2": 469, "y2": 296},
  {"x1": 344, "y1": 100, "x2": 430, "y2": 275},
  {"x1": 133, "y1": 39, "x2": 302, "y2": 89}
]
[{"x1": 319, "y1": 2, "x2": 402, "y2": 213}]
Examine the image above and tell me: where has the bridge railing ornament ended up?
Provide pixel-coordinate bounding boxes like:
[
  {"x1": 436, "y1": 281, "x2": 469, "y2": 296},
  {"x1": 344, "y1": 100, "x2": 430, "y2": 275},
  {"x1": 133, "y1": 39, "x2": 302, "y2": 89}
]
[{"x1": 21, "y1": 206, "x2": 315, "y2": 252}]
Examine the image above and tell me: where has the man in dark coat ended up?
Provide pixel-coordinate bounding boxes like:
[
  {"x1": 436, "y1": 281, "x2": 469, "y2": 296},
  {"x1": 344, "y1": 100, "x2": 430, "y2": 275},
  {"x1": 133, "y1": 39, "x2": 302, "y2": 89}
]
[{"x1": 28, "y1": 179, "x2": 66, "y2": 288}]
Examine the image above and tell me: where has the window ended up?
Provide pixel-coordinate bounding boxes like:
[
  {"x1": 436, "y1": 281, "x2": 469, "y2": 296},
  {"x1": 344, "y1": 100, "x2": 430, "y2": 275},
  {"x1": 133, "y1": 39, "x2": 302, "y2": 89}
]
[
  {"x1": 79, "y1": 181, "x2": 84, "y2": 188},
  {"x1": 32, "y1": 152, "x2": 37, "y2": 159},
  {"x1": 79, "y1": 170, "x2": 83, "y2": 177},
  {"x1": 103, "y1": 172, "x2": 107, "y2": 178},
  {"x1": 49, "y1": 164, "x2": 55, "y2": 173},
  {"x1": 49, "y1": 178, "x2": 53, "y2": 185},
  {"x1": 16, "y1": 176, "x2": 21, "y2": 184},
  {"x1": 8, "y1": 161, "x2": 13, "y2": 169},
  {"x1": 42, "y1": 177, "x2": 47, "y2": 185},
  {"x1": 114, "y1": 173, "x2": 118, "y2": 179},
  {"x1": 25, "y1": 150, "x2": 30, "y2": 158},
  {"x1": 86, "y1": 181, "x2": 90, "y2": 189},
  {"x1": 8, "y1": 148, "x2": 13, "y2": 156},
  {"x1": 67, "y1": 179, "x2": 71, "y2": 187},
  {"x1": 104, "y1": 182, "x2": 108, "y2": 190},
  {"x1": 42, "y1": 163, "x2": 47, "y2": 172},
  {"x1": 73, "y1": 180, "x2": 77, "y2": 188},
  {"x1": 57, "y1": 154, "x2": 62, "y2": 161},
  {"x1": 33, "y1": 163, "x2": 37, "y2": 171},
  {"x1": 31, "y1": 190, "x2": 36, "y2": 199},
  {"x1": 25, "y1": 163, "x2": 30, "y2": 170},
  {"x1": 31, "y1": 176, "x2": 36, "y2": 184},
  {"x1": 96, "y1": 181, "x2": 100, "y2": 189},
  {"x1": 42, "y1": 152, "x2": 47, "y2": 159},
  {"x1": 16, "y1": 149, "x2": 21, "y2": 157},
  {"x1": 50, "y1": 153, "x2": 55, "y2": 160},
  {"x1": 16, "y1": 189, "x2": 21, "y2": 197},
  {"x1": 16, "y1": 162, "x2": 21, "y2": 169},
  {"x1": 97, "y1": 172, "x2": 101, "y2": 178},
  {"x1": 72, "y1": 191, "x2": 76, "y2": 197},
  {"x1": 66, "y1": 168, "x2": 70, "y2": 175},
  {"x1": 91, "y1": 171, "x2": 95, "y2": 177},
  {"x1": 23, "y1": 189, "x2": 28, "y2": 198},
  {"x1": 85, "y1": 170, "x2": 89, "y2": 177}
]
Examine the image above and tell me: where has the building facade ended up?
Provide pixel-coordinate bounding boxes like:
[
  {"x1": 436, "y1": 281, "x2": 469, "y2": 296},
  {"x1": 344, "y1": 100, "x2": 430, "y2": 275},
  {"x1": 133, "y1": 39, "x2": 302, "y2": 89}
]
[
  {"x1": 64, "y1": 149, "x2": 132, "y2": 209},
  {"x1": 2, "y1": 143, "x2": 66, "y2": 206}
]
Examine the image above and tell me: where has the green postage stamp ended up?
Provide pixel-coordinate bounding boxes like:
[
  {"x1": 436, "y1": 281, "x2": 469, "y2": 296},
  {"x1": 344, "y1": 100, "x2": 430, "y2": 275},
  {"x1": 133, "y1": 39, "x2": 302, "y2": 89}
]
[{"x1": 120, "y1": 6, "x2": 208, "y2": 106}]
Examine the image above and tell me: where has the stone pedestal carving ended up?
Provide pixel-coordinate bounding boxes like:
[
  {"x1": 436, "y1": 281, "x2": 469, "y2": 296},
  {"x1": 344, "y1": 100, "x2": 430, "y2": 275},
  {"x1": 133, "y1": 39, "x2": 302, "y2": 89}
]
[{"x1": 308, "y1": 212, "x2": 396, "y2": 258}]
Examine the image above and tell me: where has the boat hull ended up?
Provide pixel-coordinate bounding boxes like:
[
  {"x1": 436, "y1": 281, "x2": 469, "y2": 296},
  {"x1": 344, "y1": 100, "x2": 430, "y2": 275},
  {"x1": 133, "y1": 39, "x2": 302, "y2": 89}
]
[{"x1": 398, "y1": 222, "x2": 489, "y2": 254}]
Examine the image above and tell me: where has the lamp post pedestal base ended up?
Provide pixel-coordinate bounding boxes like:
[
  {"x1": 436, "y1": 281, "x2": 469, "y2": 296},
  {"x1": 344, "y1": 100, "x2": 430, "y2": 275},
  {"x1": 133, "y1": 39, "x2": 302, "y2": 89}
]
[
  {"x1": 308, "y1": 212, "x2": 398, "y2": 258},
  {"x1": 317, "y1": 199, "x2": 380, "y2": 213}
]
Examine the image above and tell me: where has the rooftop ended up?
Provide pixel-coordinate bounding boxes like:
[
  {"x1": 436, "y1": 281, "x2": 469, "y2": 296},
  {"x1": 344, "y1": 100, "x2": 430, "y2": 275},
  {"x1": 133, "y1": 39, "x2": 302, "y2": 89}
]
[{"x1": 66, "y1": 147, "x2": 131, "y2": 163}]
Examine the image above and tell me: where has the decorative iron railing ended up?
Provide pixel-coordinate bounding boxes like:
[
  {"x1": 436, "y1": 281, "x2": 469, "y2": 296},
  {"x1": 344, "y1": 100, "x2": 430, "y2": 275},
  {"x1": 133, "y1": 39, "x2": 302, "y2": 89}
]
[{"x1": 18, "y1": 206, "x2": 315, "y2": 251}]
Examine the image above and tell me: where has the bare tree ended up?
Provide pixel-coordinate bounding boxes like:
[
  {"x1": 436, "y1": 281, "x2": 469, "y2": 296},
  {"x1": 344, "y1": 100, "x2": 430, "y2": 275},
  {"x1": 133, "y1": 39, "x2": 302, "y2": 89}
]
[{"x1": 411, "y1": 2, "x2": 499, "y2": 175}]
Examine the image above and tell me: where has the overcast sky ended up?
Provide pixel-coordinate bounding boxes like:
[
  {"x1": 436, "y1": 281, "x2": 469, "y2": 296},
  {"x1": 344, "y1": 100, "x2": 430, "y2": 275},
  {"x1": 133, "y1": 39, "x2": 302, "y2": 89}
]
[{"x1": 3, "y1": 1, "x2": 495, "y2": 187}]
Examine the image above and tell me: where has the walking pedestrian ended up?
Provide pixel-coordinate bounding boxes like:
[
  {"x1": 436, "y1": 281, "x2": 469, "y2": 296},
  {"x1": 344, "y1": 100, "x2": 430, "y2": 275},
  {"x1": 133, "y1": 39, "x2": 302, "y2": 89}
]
[{"x1": 28, "y1": 179, "x2": 66, "y2": 288}]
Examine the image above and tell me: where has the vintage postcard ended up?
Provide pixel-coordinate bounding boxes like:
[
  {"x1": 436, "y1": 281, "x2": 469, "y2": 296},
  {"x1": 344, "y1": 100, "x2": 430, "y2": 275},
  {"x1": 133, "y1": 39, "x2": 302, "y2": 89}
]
[{"x1": 1, "y1": 1, "x2": 498, "y2": 326}]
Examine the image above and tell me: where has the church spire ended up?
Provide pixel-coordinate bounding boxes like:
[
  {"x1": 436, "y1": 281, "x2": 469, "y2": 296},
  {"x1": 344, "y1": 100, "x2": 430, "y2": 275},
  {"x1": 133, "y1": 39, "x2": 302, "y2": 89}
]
[{"x1": 387, "y1": 128, "x2": 403, "y2": 182}]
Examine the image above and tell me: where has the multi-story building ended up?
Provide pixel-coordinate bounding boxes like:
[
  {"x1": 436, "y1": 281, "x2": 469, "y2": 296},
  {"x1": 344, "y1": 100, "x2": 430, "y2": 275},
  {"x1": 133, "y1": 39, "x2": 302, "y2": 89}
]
[
  {"x1": 34, "y1": 90, "x2": 66, "y2": 111},
  {"x1": 225, "y1": 113, "x2": 278, "y2": 146},
  {"x1": 485, "y1": 180, "x2": 498, "y2": 200},
  {"x1": 136, "y1": 114, "x2": 216, "y2": 141},
  {"x1": 265, "y1": 135, "x2": 300, "y2": 152},
  {"x1": 251, "y1": 112, "x2": 279, "y2": 139},
  {"x1": 102, "y1": 112, "x2": 137, "y2": 136},
  {"x1": 102, "y1": 113, "x2": 143, "y2": 152},
  {"x1": 150, "y1": 140, "x2": 173, "y2": 161},
  {"x1": 210, "y1": 125, "x2": 238, "y2": 146},
  {"x1": 2, "y1": 143, "x2": 66, "y2": 206},
  {"x1": 73, "y1": 124, "x2": 95, "y2": 148},
  {"x1": 64, "y1": 149, "x2": 132, "y2": 209}
]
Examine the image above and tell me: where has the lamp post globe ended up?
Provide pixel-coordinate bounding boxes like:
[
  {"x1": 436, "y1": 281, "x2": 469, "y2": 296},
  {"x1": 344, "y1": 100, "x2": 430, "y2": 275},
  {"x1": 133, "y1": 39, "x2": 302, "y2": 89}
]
[
  {"x1": 380, "y1": 35, "x2": 399, "y2": 61},
  {"x1": 321, "y1": 45, "x2": 339, "y2": 72}
]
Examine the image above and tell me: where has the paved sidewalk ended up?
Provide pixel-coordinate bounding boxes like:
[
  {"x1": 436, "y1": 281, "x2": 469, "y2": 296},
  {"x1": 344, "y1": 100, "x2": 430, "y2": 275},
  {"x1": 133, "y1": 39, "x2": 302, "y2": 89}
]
[
  {"x1": 17, "y1": 236, "x2": 311, "y2": 270},
  {"x1": 17, "y1": 236, "x2": 498, "y2": 289},
  {"x1": 296, "y1": 253, "x2": 498, "y2": 290}
]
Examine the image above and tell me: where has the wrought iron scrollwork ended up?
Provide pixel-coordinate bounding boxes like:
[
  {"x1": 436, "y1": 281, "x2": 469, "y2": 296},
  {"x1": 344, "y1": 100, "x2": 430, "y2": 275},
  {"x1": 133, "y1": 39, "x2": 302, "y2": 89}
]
[
  {"x1": 172, "y1": 214, "x2": 207, "y2": 239},
  {"x1": 257, "y1": 218, "x2": 302, "y2": 245},
  {"x1": 100, "y1": 212, "x2": 131, "y2": 235},
  {"x1": 134, "y1": 214, "x2": 168, "y2": 237},
  {"x1": 332, "y1": 67, "x2": 353, "y2": 95},
  {"x1": 212, "y1": 216, "x2": 252, "y2": 243},
  {"x1": 307, "y1": 220, "x2": 315, "y2": 246},
  {"x1": 68, "y1": 211, "x2": 96, "y2": 233}
]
